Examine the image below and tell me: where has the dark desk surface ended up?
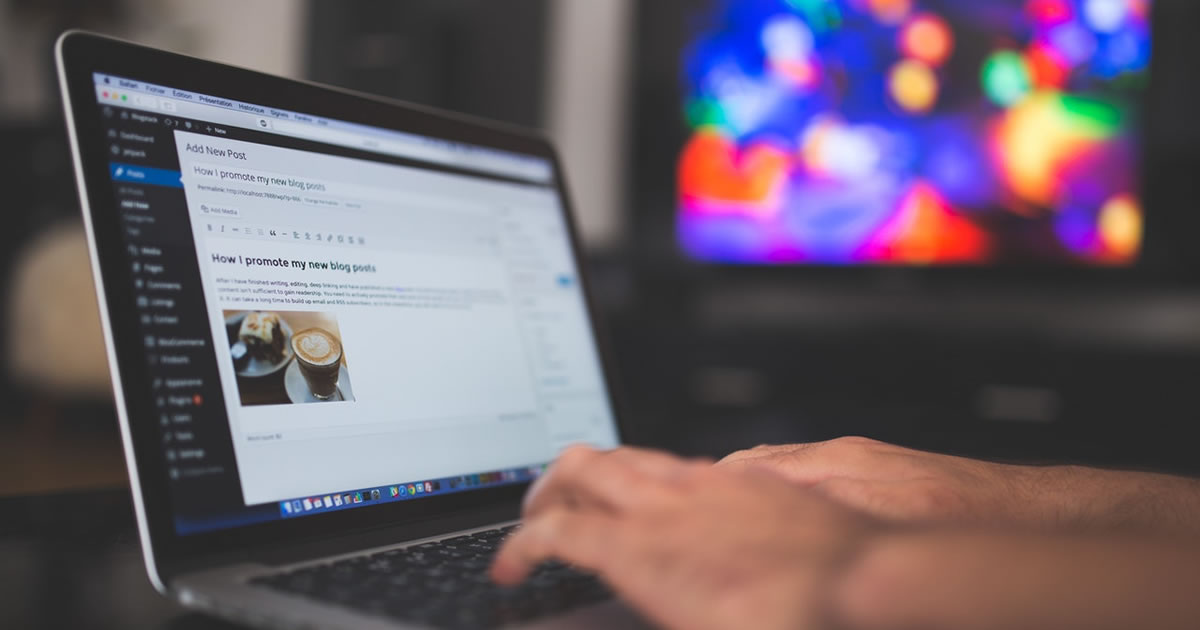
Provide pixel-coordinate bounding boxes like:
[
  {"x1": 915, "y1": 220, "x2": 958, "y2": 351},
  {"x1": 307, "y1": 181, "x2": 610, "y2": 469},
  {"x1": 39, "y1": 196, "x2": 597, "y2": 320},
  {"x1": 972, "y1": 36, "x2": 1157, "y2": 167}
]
[{"x1": 0, "y1": 489, "x2": 244, "y2": 630}]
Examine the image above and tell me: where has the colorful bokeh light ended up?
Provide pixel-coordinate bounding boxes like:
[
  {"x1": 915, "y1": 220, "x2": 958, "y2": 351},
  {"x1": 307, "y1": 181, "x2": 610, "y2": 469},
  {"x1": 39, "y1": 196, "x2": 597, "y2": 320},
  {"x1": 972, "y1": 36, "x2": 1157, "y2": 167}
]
[
  {"x1": 994, "y1": 92, "x2": 1120, "y2": 206},
  {"x1": 678, "y1": 0, "x2": 1150, "y2": 265},
  {"x1": 1098, "y1": 194, "x2": 1142, "y2": 261},
  {"x1": 889, "y1": 59, "x2": 939, "y2": 113},
  {"x1": 899, "y1": 13, "x2": 954, "y2": 66},
  {"x1": 982, "y1": 51, "x2": 1033, "y2": 107},
  {"x1": 863, "y1": 0, "x2": 913, "y2": 25}
]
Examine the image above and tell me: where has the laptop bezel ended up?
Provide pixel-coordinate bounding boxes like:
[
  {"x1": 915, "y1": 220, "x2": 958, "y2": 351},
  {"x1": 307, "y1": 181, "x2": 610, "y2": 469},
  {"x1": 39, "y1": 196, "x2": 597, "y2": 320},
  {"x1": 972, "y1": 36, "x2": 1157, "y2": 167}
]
[{"x1": 57, "y1": 31, "x2": 630, "y2": 586}]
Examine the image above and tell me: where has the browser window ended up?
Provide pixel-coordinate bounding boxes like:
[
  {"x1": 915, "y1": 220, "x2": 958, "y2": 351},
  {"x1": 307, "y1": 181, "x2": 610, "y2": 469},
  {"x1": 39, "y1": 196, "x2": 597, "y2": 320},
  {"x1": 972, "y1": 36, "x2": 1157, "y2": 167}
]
[{"x1": 92, "y1": 73, "x2": 619, "y2": 533}]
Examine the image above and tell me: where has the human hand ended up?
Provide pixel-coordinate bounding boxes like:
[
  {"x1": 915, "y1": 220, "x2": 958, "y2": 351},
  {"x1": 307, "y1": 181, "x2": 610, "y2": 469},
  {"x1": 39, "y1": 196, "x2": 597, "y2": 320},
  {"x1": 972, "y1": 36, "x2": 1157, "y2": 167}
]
[
  {"x1": 718, "y1": 437, "x2": 1200, "y2": 535},
  {"x1": 719, "y1": 437, "x2": 1065, "y2": 528},
  {"x1": 491, "y1": 446, "x2": 881, "y2": 630}
]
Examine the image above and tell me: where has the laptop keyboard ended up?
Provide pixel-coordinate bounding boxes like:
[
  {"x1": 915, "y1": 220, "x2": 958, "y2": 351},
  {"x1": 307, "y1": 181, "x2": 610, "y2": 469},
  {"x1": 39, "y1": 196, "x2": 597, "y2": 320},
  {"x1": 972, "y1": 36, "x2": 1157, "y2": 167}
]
[{"x1": 250, "y1": 525, "x2": 612, "y2": 629}]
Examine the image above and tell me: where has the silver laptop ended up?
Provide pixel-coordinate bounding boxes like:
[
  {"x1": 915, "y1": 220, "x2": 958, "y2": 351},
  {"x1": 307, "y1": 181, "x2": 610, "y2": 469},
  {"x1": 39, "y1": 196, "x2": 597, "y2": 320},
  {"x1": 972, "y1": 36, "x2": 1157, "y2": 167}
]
[{"x1": 57, "y1": 30, "x2": 642, "y2": 629}]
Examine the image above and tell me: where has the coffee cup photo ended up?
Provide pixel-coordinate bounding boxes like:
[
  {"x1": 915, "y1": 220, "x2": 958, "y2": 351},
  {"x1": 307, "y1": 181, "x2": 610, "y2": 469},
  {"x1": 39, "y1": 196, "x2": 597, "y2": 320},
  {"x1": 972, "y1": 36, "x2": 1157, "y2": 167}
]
[
  {"x1": 223, "y1": 310, "x2": 355, "y2": 406},
  {"x1": 292, "y1": 328, "x2": 342, "y2": 400}
]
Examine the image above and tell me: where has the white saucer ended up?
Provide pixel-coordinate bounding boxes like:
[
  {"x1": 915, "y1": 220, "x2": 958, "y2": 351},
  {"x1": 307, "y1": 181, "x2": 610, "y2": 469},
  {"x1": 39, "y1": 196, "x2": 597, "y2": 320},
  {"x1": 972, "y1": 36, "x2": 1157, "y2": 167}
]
[{"x1": 284, "y1": 361, "x2": 354, "y2": 403}]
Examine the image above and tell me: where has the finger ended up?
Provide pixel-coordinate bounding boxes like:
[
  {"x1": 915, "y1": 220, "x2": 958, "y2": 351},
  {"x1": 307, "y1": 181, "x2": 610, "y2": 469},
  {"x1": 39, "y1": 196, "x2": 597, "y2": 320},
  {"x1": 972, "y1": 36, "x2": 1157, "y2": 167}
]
[
  {"x1": 523, "y1": 446, "x2": 698, "y2": 518},
  {"x1": 809, "y1": 477, "x2": 887, "y2": 517},
  {"x1": 718, "y1": 443, "x2": 793, "y2": 464},
  {"x1": 717, "y1": 443, "x2": 821, "y2": 478},
  {"x1": 490, "y1": 507, "x2": 618, "y2": 585},
  {"x1": 813, "y1": 477, "x2": 954, "y2": 524},
  {"x1": 717, "y1": 438, "x2": 876, "y2": 484},
  {"x1": 718, "y1": 443, "x2": 815, "y2": 466}
]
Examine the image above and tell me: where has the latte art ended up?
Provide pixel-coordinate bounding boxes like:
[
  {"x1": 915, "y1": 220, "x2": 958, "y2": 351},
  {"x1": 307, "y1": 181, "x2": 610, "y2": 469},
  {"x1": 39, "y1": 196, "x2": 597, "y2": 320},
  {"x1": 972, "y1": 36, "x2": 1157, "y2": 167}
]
[{"x1": 292, "y1": 329, "x2": 341, "y2": 366}]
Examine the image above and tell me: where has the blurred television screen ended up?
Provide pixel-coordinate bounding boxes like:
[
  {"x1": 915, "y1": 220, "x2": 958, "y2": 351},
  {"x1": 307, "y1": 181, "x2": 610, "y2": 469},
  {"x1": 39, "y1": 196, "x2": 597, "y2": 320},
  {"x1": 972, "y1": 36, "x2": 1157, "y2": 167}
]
[{"x1": 676, "y1": 0, "x2": 1152, "y2": 266}]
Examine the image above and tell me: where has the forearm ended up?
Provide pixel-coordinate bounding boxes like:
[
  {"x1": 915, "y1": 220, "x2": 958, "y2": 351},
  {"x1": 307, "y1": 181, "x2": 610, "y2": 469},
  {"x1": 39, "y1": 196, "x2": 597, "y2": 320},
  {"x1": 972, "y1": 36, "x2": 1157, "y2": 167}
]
[
  {"x1": 1016, "y1": 465, "x2": 1200, "y2": 535},
  {"x1": 831, "y1": 529, "x2": 1200, "y2": 630}
]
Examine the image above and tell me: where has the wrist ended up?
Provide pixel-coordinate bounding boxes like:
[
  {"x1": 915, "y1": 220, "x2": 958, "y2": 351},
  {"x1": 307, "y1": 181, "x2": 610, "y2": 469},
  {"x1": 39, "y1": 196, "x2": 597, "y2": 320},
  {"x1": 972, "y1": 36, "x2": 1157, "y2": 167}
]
[{"x1": 1013, "y1": 465, "x2": 1200, "y2": 535}]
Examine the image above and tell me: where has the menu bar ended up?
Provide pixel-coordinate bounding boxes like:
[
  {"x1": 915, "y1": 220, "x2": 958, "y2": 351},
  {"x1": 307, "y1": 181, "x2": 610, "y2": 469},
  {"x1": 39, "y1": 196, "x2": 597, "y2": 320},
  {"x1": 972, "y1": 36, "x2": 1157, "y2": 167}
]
[{"x1": 93, "y1": 73, "x2": 554, "y2": 184}]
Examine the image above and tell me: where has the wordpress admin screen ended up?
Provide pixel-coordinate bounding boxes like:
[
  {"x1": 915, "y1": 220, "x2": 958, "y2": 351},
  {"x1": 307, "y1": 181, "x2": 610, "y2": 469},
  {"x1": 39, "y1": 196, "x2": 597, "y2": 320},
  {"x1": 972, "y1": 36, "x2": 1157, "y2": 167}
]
[
  {"x1": 93, "y1": 71, "x2": 617, "y2": 527},
  {"x1": 177, "y1": 132, "x2": 618, "y2": 505}
]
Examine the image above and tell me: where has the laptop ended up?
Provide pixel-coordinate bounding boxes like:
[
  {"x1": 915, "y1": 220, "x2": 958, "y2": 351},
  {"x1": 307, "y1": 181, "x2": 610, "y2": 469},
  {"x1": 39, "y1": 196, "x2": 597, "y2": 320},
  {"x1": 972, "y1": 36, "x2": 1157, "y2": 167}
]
[{"x1": 56, "y1": 31, "x2": 643, "y2": 629}]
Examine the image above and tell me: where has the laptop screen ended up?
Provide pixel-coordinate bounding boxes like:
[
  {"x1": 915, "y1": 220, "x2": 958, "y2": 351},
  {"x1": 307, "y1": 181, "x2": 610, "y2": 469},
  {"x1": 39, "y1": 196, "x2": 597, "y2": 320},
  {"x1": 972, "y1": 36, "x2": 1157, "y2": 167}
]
[{"x1": 87, "y1": 72, "x2": 620, "y2": 535}]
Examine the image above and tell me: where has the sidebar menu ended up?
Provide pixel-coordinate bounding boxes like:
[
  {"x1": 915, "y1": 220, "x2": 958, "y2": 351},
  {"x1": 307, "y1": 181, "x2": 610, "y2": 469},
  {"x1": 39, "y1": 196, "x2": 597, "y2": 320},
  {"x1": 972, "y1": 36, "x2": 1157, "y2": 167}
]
[{"x1": 99, "y1": 103, "x2": 250, "y2": 529}]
